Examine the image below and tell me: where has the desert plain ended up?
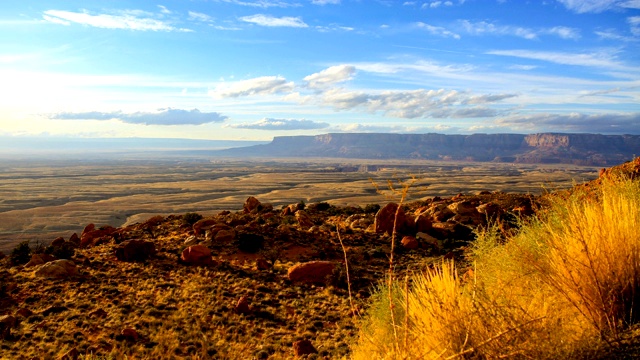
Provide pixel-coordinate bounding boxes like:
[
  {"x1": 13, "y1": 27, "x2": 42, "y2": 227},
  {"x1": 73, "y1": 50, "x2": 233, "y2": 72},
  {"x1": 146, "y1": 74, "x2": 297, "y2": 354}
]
[{"x1": 0, "y1": 156, "x2": 600, "y2": 253}]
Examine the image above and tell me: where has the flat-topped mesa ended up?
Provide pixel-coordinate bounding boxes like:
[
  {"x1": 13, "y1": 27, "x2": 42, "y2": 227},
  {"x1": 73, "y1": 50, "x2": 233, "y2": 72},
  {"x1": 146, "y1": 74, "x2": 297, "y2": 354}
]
[{"x1": 218, "y1": 132, "x2": 640, "y2": 165}]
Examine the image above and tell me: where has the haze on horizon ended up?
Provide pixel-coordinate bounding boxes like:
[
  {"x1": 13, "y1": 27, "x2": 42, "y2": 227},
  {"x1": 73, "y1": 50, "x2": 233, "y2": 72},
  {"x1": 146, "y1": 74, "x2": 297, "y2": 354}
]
[{"x1": 1, "y1": 0, "x2": 639, "y2": 144}]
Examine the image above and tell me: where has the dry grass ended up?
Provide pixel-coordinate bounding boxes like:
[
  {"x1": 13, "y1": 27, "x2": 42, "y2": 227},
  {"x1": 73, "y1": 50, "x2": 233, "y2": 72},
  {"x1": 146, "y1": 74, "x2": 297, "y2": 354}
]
[{"x1": 352, "y1": 175, "x2": 640, "y2": 359}]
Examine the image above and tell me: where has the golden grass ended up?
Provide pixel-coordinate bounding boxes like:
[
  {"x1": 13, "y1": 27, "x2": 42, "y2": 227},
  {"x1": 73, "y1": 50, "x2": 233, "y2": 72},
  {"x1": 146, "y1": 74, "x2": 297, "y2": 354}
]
[{"x1": 352, "y1": 175, "x2": 640, "y2": 359}]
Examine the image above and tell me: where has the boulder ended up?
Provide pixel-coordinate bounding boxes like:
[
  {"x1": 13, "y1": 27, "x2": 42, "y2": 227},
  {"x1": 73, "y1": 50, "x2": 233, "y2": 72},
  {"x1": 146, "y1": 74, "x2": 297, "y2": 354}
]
[
  {"x1": 295, "y1": 210, "x2": 314, "y2": 228},
  {"x1": 34, "y1": 260, "x2": 78, "y2": 279},
  {"x1": 68, "y1": 233, "x2": 80, "y2": 246},
  {"x1": 25, "y1": 253, "x2": 56, "y2": 268},
  {"x1": 0, "y1": 315, "x2": 17, "y2": 339},
  {"x1": 51, "y1": 237, "x2": 65, "y2": 247},
  {"x1": 243, "y1": 196, "x2": 262, "y2": 213},
  {"x1": 288, "y1": 261, "x2": 335, "y2": 284},
  {"x1": 192, "y1": 218, "x2": 218, "y2": 236},
  {"x1": 181, "y1": 245, "x2": 213, "y2": 266},
  {"x1": 80, "y1": 225, "x2": 117, "y2": 248},
  {"x1": 476, "y1": 203, "x2": 501, "y2": 217},
  {"x1": 414, "y1": 214, "x2": 432, "y2": 233},
  {"x1": 375, "y1": 203, "x2": 414, "y2": 235},
  {"x1": 430, "y1": 222, "x2": 473, "y2": 242},
  {"x1": 425, "y1": 203, "x2": 455, "y2": 222},
  {"x1": 448, "y1": 201, "x2": 478, "y2": 216},
  {"x1": 234, "y1": 296, "x2": 251, "y2": 315},
  {"x1": 293, "y1": 339, "x2": 318, "y2": 358},
  {"x1": 114, "y1": 240, "x2": 156, "y2": 262},
  {"x1": 401, "y1": 236, "x2": 419, "y2": 250},
  {"x1": 214, "y1": 229, "x2": 236, "y2": 243},
  {"x1": 417, "y1": 232, "x2": 443, "y2": 251}
]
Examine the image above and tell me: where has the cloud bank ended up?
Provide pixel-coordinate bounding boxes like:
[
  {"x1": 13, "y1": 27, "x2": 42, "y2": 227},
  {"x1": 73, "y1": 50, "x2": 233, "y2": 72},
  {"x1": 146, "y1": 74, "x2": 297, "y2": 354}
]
[
  {"x1": 228, "y1": 118, "x2": 329, "y2": 130},
  {"x1": 43, "y1": 9, "x2": 191, "y2": 32},
  {"x1": 50, "y1": 108, "x2": 227, "y2": 125}
]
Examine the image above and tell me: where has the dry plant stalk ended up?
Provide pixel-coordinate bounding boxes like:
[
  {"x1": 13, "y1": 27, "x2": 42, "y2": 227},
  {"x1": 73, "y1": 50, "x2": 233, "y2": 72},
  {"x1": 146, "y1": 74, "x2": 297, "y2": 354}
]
[{"x1": 336, "y1": 225, "x2": 356, "y2": 316}]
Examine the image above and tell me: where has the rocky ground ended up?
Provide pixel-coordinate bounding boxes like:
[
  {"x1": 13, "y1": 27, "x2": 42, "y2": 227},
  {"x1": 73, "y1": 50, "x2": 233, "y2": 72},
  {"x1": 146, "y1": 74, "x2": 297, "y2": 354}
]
[{"x1": 0, "y1": 179, "x2": 545, "y2": 359}]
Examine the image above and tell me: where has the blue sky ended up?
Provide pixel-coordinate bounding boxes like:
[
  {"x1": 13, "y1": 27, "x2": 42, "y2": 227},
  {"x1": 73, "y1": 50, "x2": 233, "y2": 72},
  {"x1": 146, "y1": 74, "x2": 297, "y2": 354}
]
[{"x1": 1, "y1": 0, "x2": 639, "y2": 140}]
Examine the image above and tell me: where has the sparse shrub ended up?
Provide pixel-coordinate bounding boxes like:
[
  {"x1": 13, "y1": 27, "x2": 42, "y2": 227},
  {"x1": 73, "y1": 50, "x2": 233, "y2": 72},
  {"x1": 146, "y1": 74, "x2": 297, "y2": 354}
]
[
  {"x1": 182, "y1": 212, "x2": 203, "y2": 226},
  {"x1": 308, "y1": 202, "x2": 331, "y2": 212},
  {"x1": 45, "y1": 242, "x2": 75, "y2": 260},
  {"x1": 352, "y1": 175, "x2": 640, "y2": 359},
  {"x1": 363, "y1": 203, "x2": 380, "y2": 214},
  {"x1": 298, "y1": 200, "x2": 306, "y2": 210},
  {"x1": 10, "y1": 241, "x2": 31, "y2": 265}
]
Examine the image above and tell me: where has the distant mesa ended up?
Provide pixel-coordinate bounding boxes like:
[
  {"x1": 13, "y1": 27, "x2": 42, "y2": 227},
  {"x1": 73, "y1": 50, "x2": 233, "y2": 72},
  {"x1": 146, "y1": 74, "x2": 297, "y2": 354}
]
[{"x1": 216, "y1": 132, "x2": 640, "y2": 166}]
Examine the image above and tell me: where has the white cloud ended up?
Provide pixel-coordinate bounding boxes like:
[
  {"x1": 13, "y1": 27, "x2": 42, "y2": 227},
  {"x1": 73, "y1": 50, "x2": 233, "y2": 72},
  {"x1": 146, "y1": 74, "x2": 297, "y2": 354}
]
[
  {"x1": 303, "y1": 65, "x2": 356, "y2": 89},
  {"x1": 213, "y1": 0, "x2": 302, "y2": 8},
  {"x1": 496, "y1": 112, "x2": 640, "y2": 133},
  {"x1": 630, "y1": 16, "x2": 640, "y2": 36},
  {"x1": 556, "y1": 0, "x2": 640, "y2": 13},
  {"x1": 595, "y1": 29, "x2": 638, "y2": 42},
  {"x1": 42, "y1": 9, "x2": 191, "y2": 32},
  {"x1": 315, "y1": 24, "x2": 354, "y2": 32},
  {"x1": 486, "y1": 49, "x2": 629, "y2": 70},
  {"x1": 240, "y1": 14, "x2": 308, "y2": 27},
  {"x1": 415, "y1": 22, "x2": 461, "y2": 39},
  {"x1": 544, "y1": 26, "x2": 581, "y2": 40},
  {"x1": 312, "y1": 0, "x2": 341, "y2": 5},
  {"x1": 227, "y1": 118, "x2": 329, "y2": 130},
  {"x1": 458, "y1": 20, "x2": 537, "y2": 39},
  {"x1": 158, "y1": 5, "x2": 171, "y2": 14},
  {"x1": 188, "y1": 11, "x2": 213, "y2": 22},
  {"x1": 210, "y1": 76, "x2": 295, "y2": 98},
  {"x1": 50, "y1": 108, "x2": 227, "y2": 125},
  {"x1": 509, "y1": 64, "x2": 538, "y2": 70}
]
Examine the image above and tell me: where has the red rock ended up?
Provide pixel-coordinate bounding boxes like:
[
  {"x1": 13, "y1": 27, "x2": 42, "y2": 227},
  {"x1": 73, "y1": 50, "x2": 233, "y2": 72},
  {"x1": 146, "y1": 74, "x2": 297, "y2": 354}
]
[
  {"x1": 121, "y1": 328, "x2": 139, "y2": 341},
  {"x1": 401, "y1": 236, "x2": 419, "y2": 250},
  {"x1": 15, "y1": 308, "x2": 33, "y2": 318},
  {"x1": 293, "y1": 339, "x2": 317, "y2": 357},
  {"x1": 414, "y1": 214, "x2": 432, "y2": 233},
  {"x1": 243, "y1": 196, "x2": 262, "y2": 213},
  {"x1": 68, "y1": 233, "x2": 80, "y2": 246},
  {"x1": 288, "y1": 261, "x2": 335, "y2": 284},
  {"x1": 89, "y1": 309, "x2": 108, "y2": 318},
  {"x1": 80, "y1": 225, "x2": 117, "y2": 248},
  {"x1": 214, "y1": 229, "x2": 236, "y2": 243},
  {"x1": 51, "y1": 237, "x2": 65, "y2": 247},
  {"x1": 181, "y1": 245, "x2": 213, "y2": 266},
  {"x1": 234, "y1": 296, "x2": 251, "y2": 315},
  {"x1": 295, "y1": 210, "x2": 314, "y2": 228},
  {"x1": 256, "y1": 258, "x2": 271, "y2": 270},
  {"x1": 0, "y1": 315, "x2": 16, "y2": 340},
  {"x1": 374, "y1": 203, "x2": 414, "y2": 235},
  {"x1": 192, "y1": 218, "x2": 218, "y2": 236},
  {"x1": 114, "y1": 240, "x2": 156, "y2": 262},
  {"x1": 81, "y1": 223, "x2": 95, "y2": 237}
]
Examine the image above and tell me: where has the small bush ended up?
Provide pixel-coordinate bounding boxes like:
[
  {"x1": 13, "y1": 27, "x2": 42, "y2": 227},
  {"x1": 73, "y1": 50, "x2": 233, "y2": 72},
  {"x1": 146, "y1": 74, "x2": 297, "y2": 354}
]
[
  {"x1": 363, "y1": 203, "x2": 380, "y2": 214},
  {"x1": 10, "y1": 241, "x2": 31, "y2": 265},
  {"x1": 183, "y1": 212, "x2": 203, "y2": 226}
]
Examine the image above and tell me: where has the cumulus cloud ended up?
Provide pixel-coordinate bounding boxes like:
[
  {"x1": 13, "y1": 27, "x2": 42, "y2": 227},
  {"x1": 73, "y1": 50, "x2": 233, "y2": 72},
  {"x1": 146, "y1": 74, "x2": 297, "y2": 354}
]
[
  {"x1": 210, "y1": 76, "x2": 295, "y2": 98},
  {"x1": 240, "y1": 14, "x2": 308, "y2": 27},
  {"x1": 495, "y1": 112, "x2": 640, "y2": 133},
  {"x1": 415, "y1": 22, "x2": 461, "y2": 39},
  {"x1": 317, "y1": 88, "x2": 516, "y2": 119},
  {"x1": 42, "y1": 9, "x2": 191, "y2": 32},
  {"x1": 303, "y1": 65, "x2": 356, "y2": 89},
  {"x1": 227, "y1": 118, "x2": 329, "y2": 130},
  {"x1": 50, "y1": 108, "x2": 227, "y2": 125}
]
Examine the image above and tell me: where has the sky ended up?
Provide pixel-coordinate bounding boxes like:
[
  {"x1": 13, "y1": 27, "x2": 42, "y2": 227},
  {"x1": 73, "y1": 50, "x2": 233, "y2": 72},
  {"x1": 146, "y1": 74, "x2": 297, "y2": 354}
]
[{"x1": 0, "y1": 0, "x2": 639, "y2": 141}]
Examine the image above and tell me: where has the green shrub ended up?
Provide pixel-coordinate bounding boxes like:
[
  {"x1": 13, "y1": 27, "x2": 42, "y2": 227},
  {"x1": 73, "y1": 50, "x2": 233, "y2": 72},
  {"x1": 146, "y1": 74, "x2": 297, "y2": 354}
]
[{"x1": 182, "y1": 212, "x2": 203, "y2": 226}]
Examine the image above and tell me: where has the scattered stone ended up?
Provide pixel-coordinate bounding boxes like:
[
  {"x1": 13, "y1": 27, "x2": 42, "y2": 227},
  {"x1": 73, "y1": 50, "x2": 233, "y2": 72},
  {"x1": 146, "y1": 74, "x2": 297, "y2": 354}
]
[
  {"x1": 34, "y1": 259, "x2": 78, "y2": 279},
  {"x1": 375, "y1": 203, "x2": 414, "y2": 235},
  {"x1": 448, "y1": 201, "x2": 478, "y2": 216},
  {"x1": 234, "y1": 296, "x2": 251, "y2": 315},
  {"x1": 68, "y1": 233, "x2": 80, "y2": 246},
  {"x1": 81, "y1": 223, "x2": 95, "y2": 237},
  {"x1": 425, "y1": 203, "x2": 455, "y2": 222},
  {"x1": 476, "y1": 203, "x2": 501, "y2": 217},
  {"x1": 181, "y1": 245, "x2": 213, "y2": 266},
  {"x1": 295, "y1": 210, "x2": 314, "y2": 228},
  {"x1": 193, "y1": 218, "x2": 218, "y2": 236},
  {"x1": 89, "y1": 309, "x2": 108, "y2": 318},
  {"x1": 293, "y1": 339, "x2": 318, "y2": 357},
  {"x1": 15, "y1": 308, "x2": 33, "y2": 318},
  {"x1": 288, "y1": 261, "x2": 335, "y2": 284},
  {"x1": 417, "y1": 232, "x2": 442, "y2": 251},
  {"x1": 0, "y1": 315, "x2": 17, "y2": 339},
  {"x1": 25, "y1": 253, "x2": 56, "y2": 268},
  {"x1": 256, "y1": 258, "x2": 271, "y2": 270},
  {"x1": 401, "y1": 236, "x2": 419, "y2": 250},
  {"x1": 80, "y1": 225, "x2": 117, "y2": 248},
  {"x1": 243, "y1": 196, "x2": 262, "y2": 213},
  {"x1": 41, "y1": 305, "x2": 68, "y2": 316},
  {"x1": 121, "y1": 328, "x2": 139, "y2": 341},
  {"x1": 414, "y1": 214, "x2": 432, "y2": 233},
  {"x1": 58, "y1": 347, "x2": 79, "y2": 360},
  {"x1": 114, "y1": 240, "x2": 156, "y2": 262},
  {"x1": 430, "y1": 222, "x2": 473, "y2": 242},
  {"x1": 51, "y1": 237, "x2": 65, "y2": 247},
  {"x1": 214, "y1": 229, "x2": 236, "y2": 243},
  {"x1": 238, "y1": 233, "x2": 265, "y2": 253}
]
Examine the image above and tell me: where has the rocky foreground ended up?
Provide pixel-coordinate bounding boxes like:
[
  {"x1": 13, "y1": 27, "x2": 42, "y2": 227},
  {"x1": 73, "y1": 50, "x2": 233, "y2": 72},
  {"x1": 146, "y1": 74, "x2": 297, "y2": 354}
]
[{"x1": 6, "y1": 158, "x2": 628, "y2": 359}]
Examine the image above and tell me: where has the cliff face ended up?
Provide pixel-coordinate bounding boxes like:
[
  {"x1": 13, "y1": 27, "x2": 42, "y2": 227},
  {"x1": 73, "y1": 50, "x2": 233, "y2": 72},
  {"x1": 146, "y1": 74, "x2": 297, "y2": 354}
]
[{"x1": 218, "y1": 133, "x2": 640, "y2": 166}]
